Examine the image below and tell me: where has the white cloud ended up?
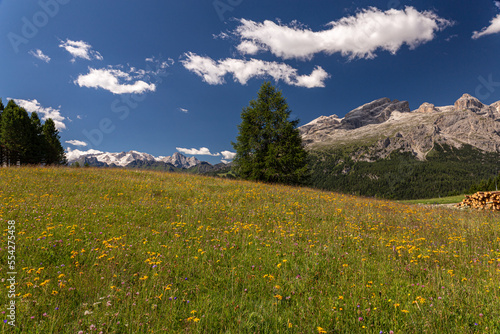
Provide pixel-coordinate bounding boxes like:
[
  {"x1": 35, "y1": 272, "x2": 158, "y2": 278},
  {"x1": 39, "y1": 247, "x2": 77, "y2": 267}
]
[
  {"x1": 496, "y1": 1, "x2": 500, "y2": 10},
  {"x1": 74, "y1": 67, "x2": 156, "y2": 95},
  {"x1": 233, "y1": 7, "x2": 452, "y2": 60},
  {"x1": 181, "y1": 52, "x2": 329, "y2": 88},
  {"x1": 59, "y1": 39, "x2": 103, "y2": 62},
  {"x1": 221, "y1": 159, "x2": 231, "y2": 164},
  {"x1": 65, "y1": 148, "x2": 103, "y2": 162},
  {"x1": 179, "y1": 108, "x2": 189, "y2": 113},
  {"x1": 176, "y1": 147, "x2": 221, "y2": 156},
  {"x1": 445, "y1": 34, "x2": 458, "y2": 42},
  {"x1": 236, "y1": 40, "x2": 261, "y2": 55},
  {"x1": 29, "y1": 49, "x2": 50, "y2": 63},
  {"x1": 146, "y1": 56, "x2": 175, "y2": 67},
  {"x1": 77, "y1": 115, "x2": 83, "y2": 120},
  {"x1": 13, "y1": 98, "x2": 66, "y2": 130},
  {"x1": 221, "y1": 150, "x2": 236, "y2": 160},
  {"x1": 65, "y1": 140, "x2": 87, "y2": 147},
  {"x1": 472, "y1": 14, "x2": 500, "y2": 39}
]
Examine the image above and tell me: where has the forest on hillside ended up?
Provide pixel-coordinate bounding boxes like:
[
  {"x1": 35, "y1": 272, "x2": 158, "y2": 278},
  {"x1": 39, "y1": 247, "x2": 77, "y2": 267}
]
[{"x1": 307, "y1": 144, "x2": 500, "y2": 200}]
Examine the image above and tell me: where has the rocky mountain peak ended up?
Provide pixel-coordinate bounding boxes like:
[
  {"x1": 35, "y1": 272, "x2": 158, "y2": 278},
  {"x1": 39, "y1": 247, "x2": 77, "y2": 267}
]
[
  {"x1": 454, "y1": 93, "x2": 485, "y2": 112},
  {"x1": 299, "y1": 114, "x2": 342, "y2": 136},
  {"x1": 415, "y1": 102, "x2": 439, "y2": 113},
  {"x1": 160, "y1": 152, "x2": 200, "y2": 168},
  {"x1": 341, "y1": 98, "x2": 410, "y2": 129}
]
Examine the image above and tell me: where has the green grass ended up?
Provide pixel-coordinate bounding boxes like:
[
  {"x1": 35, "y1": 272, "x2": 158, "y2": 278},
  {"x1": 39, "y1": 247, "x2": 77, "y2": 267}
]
[
  {"x1": 1, "y1": 167, "x2": 500, "y2": 333},
  {"x1": 399, "y1": 195, "x2": 468, "y2": 205}
]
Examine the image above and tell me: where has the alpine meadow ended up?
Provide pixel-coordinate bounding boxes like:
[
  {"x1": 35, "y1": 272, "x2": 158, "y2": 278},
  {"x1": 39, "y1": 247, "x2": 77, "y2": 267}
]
[{"x1": 1, "y1": 167, "x2": 500, "y2": 333}]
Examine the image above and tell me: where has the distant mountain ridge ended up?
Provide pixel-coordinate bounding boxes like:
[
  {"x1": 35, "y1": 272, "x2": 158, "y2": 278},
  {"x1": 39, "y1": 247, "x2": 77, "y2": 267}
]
[{"x1": 68, "y1": 150, "x2": 207, "y2": 169}]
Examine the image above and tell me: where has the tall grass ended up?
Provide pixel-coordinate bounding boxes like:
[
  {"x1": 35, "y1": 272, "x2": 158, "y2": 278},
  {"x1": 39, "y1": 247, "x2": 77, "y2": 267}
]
[{"x1": 1, "y1": 167, "x2": 499, "y2": 333}]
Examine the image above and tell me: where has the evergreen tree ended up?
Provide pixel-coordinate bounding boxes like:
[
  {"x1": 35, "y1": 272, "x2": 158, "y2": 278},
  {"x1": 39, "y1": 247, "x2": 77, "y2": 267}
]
[
  {"x1": 232, "y1": 82, "x2": 308, "y2": 185},
  {"x1": 26, "y1": 112, "x2": 46, "y2": 164},
  {"x1": 43, "y1": 118, "x2": 67, "y2": 165},
  {"x1": 0, "y1": 100, "x2": 32, "y2": 164}
]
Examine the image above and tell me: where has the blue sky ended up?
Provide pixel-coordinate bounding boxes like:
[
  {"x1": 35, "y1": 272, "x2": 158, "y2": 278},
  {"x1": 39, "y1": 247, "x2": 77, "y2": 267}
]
[{"x1": 1, "y1": 0, "x2": 500, "y2": 164}]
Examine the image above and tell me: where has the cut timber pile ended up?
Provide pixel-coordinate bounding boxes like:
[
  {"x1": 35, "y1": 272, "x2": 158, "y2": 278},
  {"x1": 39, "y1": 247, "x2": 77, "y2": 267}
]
[{"x1": 456, "y1": 191, "x2": 500, "y2": 211}]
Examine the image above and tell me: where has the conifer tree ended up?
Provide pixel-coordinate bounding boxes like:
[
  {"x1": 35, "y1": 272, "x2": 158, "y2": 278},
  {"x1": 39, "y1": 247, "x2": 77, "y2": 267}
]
[
  {"x1": 43, "y1": 118, "x2": 66, "y2": 165},
  {"x1": 232, "y1": 82, "x2": 308, "y2": 185},
  {"x1": 26, "y1": 112, "x2": 46, "y2": 164},
  {"x1": 0, "y1": 100, "x2": 32, "y2": 164}
]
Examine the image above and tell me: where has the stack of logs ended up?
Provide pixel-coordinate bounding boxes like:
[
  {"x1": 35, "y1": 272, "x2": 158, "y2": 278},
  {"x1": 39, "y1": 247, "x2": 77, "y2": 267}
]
[{"x1": 456, "y1": 191, "x2": 500, "y2": 211}]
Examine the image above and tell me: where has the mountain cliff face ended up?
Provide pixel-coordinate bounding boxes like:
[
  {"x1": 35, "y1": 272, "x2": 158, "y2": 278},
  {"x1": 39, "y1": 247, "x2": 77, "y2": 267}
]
[{"x1": 300, "y1": 94, "x2": 500, "y2": 161}]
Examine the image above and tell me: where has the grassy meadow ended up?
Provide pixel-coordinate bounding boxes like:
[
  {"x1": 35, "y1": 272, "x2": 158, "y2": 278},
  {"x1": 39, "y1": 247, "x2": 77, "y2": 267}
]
[
  {"x1": 1, "y1": 167, "x2": 500, "y2": 333},
  {"x1": 399, "y1": 195, "x2": 467, "y2": 205}
]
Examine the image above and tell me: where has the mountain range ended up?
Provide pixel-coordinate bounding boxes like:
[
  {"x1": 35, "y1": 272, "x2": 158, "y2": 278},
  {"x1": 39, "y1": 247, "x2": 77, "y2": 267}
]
[
  {"x1": 301, "y1": 93, "x2": 500, "y2": 199},
  {"x1": 299, "y1": 93, "x2": 500, "y2": 160},
  {"x1": 66, "y1": 150, "x2": 232, "y2": 173}
]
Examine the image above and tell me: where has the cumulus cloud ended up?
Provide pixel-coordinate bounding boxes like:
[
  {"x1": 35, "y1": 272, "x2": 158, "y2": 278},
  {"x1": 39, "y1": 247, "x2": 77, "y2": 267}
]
[
  {"x1": 29, "y1": 49, "x2": 50, "y2": 63},
  {"x1": 65, "y1": 148, "x2": 103, "y2": 162},
  {"x1": 221, "y1": 150, "x2": 236, "y2": 160},
  {"x1": 181, "y1": 52, "x2": 329, "y2": 88},
  {"x1": 59, "y1": 39, "x2": 103, "y2": 62},
  {"x1": 472, "y1": 14, "x2": 500, "y2": 39},
  {"x1": 176, "y1": 147, "x2": 221, "y2": 156},
  {"x1": 232, "y1": 7, "x2": 452, "y2": 60},
  {"x1": 13, "y1": 98, "x2": 66, "y2": 130},
  {"x1": 74, "y1": 67, "x2": 157, "y2": 95},
  {"x1": 65, "y1": 140, "x2": 87, "y2": 147},
  {"x1": 74, "y1": 57, "x2": 173, "y2": 95}
]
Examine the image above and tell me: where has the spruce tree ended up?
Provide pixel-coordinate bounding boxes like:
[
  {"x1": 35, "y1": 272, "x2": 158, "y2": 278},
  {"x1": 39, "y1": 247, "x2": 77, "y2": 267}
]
[
  {"x1": 0, "y1": 100, "x2": 32, "y2": 164},
  {"x1": 232, "y1": 82, "x2": 308, "y2": 185},
  {"x1": 43, "y1": 118, "x2": 67, "y2": 165},
  {"x1": 27, "y1": 112, "x2": 46, "y2": 164}
]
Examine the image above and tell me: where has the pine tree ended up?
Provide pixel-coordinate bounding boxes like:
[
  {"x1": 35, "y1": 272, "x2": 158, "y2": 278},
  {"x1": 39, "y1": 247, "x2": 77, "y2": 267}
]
[
  {"x1": 43, "y1": 118, "x2": 67, "y2": 165},
  {"x1": 232, "y1": 82, "x2": 308, "y2": 185}
]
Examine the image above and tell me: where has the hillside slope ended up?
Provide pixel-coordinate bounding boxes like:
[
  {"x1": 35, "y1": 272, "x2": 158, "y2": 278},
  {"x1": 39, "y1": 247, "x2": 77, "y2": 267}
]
[{"x1": 2, "y1": 167, "x2": 499, "y2": 333}]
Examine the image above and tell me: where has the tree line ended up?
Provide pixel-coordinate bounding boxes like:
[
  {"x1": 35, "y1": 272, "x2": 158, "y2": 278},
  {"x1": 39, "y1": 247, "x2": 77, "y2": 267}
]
[{"x1": 0, "y1": 98, "x2": 66, "y2": 166}]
